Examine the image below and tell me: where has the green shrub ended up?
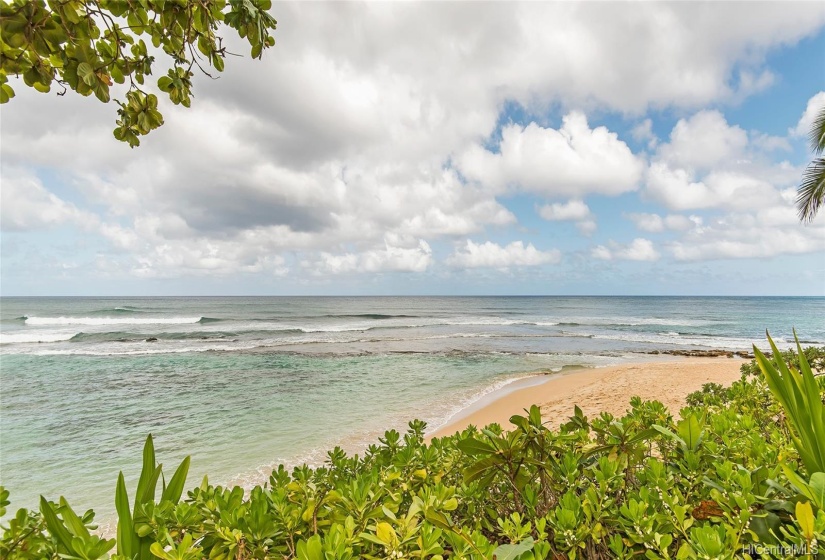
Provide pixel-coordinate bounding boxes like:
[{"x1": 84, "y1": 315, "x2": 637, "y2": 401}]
[{"x1": 740, "y1": 344, "x2": 825, "y2": 378}]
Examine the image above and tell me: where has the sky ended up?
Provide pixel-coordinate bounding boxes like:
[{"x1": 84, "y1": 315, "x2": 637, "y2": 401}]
[{"x1": 2, "y1": 2, "x2": 825, "y2": 296}]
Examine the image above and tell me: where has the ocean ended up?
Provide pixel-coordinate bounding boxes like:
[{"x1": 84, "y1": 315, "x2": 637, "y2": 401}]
[{"x1": 1, "y1": 296, "x2": 823, "y2": 523}]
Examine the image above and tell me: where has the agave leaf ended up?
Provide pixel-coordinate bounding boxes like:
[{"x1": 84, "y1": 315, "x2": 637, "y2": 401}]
[
  {"x1": 795, "y1": 333, "x2": 825, "y2": 472},
  {"x1": 138, "y1": 463, "x2": 162, "y2": 506},
  {"x1": 57, "y1": 497, "x2": 91, "y2": 539},
  {"x1": 115, "y1": 472, "x2": 136, "y2": 559},
  {"x1": 40, "y1": 496, "x2": 77, "y2": 555},
  {"x1": 161, "y1": 455, "x2": 191, "y2": 503},
  {"x1": 758, "y1": 332, "x2": 825, "y2": 474},
  {"x1": 134, "y1": 435, "x2": 157, "y2": 515}
]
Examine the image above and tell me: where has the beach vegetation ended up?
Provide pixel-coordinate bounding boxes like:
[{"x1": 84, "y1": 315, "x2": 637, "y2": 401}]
[
  {"x1": 0, "y1": 0, "x2": 277, "y2": 147},
  {"x1": 2, "y1": 338, "x2": 825, "y2": 559}
]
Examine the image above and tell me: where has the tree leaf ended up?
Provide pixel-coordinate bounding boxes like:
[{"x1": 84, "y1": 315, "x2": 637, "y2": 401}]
[
  {"x1": 77, "y1": 62, "x2": 95, "y2": 86},
  {"x1": 493, "y1": 537, "x2": 534, "y2": 560},
  {"x1": 456, "y1": 437, "x2": 496, "y2": 456}
]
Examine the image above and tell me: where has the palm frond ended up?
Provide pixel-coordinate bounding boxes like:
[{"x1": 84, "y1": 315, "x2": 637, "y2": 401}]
[
  {"x1": 797, "y1": 157, "x2": 825, "y2": 223},
  {"x1": 810, "y1": 105, "x2": 825, "y2": 155}
]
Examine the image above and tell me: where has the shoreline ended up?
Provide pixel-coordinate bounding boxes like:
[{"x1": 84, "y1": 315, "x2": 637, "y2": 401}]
[{"x1": 427, "y1": 356, "x2": 746, "y2": 438}]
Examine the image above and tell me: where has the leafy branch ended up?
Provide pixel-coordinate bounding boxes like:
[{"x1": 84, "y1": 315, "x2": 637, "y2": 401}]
[{"x1": 0, "y1": 0, "x2": 277, "y2": 146}]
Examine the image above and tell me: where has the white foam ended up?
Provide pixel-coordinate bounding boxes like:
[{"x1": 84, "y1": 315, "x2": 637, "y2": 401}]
[
  {"x1": 589, "y1": 332, "x2": 786, "y2": 350},
  {"x1": 442, "y1": 318, "x2": 530, "y2": 326},
  {"x1": 557, "y1": 316, "x2": 719, "y2": 327},
  {"x1": 0, "y1": 331, "x2": 77, "y2": 344},
  {"x1": 24, "y1": 316, "x2": 203, "y2": 326}
]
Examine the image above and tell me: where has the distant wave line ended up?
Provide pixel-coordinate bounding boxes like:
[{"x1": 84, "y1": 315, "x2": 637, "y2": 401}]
[{"x1": 23, "y1": 316, "x2": 205, "y2": 326}]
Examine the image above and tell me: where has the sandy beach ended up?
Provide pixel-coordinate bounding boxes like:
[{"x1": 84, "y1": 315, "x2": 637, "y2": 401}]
[{"x1": 428, "y1": 357, "x2": 746, "y2": 438}]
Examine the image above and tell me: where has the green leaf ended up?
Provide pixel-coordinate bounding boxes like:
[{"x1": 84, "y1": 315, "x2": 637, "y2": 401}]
[
  {"x1": 528, "y1": 404, "x2": 542, "y2": 427},
  {"x1": 456, "y1": 437, "x2": 496, "y2": 456},
  {"x1": 796, "y1": 501, "x2": 815, "y2": 540},
  {"x1": 77, "y1": 62, "x2": 95, "y2": 86},
  {"x1": 161, "y1": 455, "x2": 190, "y2": 503},
  {"x1": 424, "y1": 509, "x2": 452, "y2": 531},
  {"x1": 758, "y1": 332, "x2": 825, "y2": 474},
  {"x1": 808, "y1": 472, "x2": 825, "y2": 510},
  {"x1": 652, "y1": 424, "x2": 686, "y2": 449},
  {"x1": 40, "y1": 496, "x2": 76, "y2": 554},
  {"x1": 149, "y1": 542, "x2": 169, "y2": 560},
  {"x1": 115, "y1": 472, "x2": 136, "y2": 558},
  {"x1": 677, "y1": 414, "x2": 703, "y2": 451},
  {"x1": 297, "y1": 534, "x2": 324, "y2": 560},
  {"x1": 135, "y1": 434, "x2": 157, "y2": 513},
  {"x1": 464, "y1": 455, "x2": 503, "y2": 484},
  {"x1": 57, "y1": 497, "x2": 90, "y2": 539},
  {"x1": 0, "y1": 83, "x2": 14, "y2": 103},
  {"x1": 376, "y1": 521, "x2": 396, "y2": 545},
  {"x1": 493, "y1": 537, "x2": 534, "y2": 560}
]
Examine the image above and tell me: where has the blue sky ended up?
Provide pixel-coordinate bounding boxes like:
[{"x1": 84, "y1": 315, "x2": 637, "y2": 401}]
[{"x1": 2, "y1": 2, "x2": 824, "y2": 296}]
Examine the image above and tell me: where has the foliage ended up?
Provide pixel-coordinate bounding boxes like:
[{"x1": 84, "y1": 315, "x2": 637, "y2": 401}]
[
  {"x1": 0, "y1": 0, "x2": 277, "y2": 146},
  {"x1": 755, "y1": 333, "x2": 825, "y2": 476},
  {"x1": 739, "y1": 343, "x2": 825, "y2": 378},
  {"x1": 3, "y1": 341, "x2": 825, "y2": 559},
  {"x1": 798, "y1": 104, "x2": 825, "y2": 222}
]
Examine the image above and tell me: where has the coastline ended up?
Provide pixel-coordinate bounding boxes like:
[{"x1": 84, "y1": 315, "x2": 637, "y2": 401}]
[{"x1": 427, "y1": 356, "x2": 746, "y2": 438}]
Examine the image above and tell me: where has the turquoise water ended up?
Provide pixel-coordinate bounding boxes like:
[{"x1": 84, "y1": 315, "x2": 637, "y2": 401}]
[{"x1": 1, "y1": 296, "x2": 823, "y2": 523}]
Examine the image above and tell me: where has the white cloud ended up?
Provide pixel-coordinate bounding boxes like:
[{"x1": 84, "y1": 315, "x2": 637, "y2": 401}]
[
  {"x1": 458, "y1": 113, "x2": 644, "y2": 197},
  {"x1": 538, "y1": 200, "x2": 592, "y2": 221},
  {"x1": 646, "y1": 162, "x2": 785, "y2": 211},
  {"x1": 538, "y1": 199, "x2": 597, "y2": 236},
  {"x1": 576, "y1": 220, "x2": 598, "y2": 236},
  {"x1": 631, "y1": 119, "x2": 658, "y2": 149},
  {"x1": 0, "y1": 167, "x2": 98, "y2": 232},
  {"x1": 592, "y1": 238, "x2": 660, "y2": 261},
  {"x1": 669, "y1": 214, "x2": 825, "y2": 261},
  {"x1": 750, "y1": 131, "x2": 791, "y2": 153},
  {"x1": 3, "y1": 2, "x2": 825, "y2": 284},
  {"x1": 791, "y1": 91, "x2": 825, "y2": 138},
  {"x1": 447, "y1": 240, "x2": 560, "y2": 269},
  {"x1": 310, "y1": 239, "x2": 433, "y2": 275},
  {"x1": 627, "y1": 213, "x2": 700, "y2": 233},
  {"x1": 657, "y1": 110, "x2": 748, "y2": 172},
  {"x1": 643, "y1": 108, "x2": 800, "y2": 213}
]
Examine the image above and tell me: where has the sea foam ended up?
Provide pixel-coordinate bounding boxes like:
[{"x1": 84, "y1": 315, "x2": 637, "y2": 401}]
[{"x1": 23, "y1": 316, "x2": 204, "y2": 326}]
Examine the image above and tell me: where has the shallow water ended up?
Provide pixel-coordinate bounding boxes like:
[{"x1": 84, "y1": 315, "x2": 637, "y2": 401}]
[{"x1": 1, "y1": 296, "x2": 822, "y2": 521}]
